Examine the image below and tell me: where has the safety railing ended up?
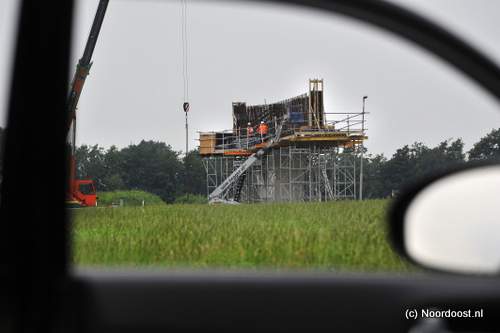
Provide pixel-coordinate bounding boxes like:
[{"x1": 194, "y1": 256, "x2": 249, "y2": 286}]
[
  {"x1": 216, "y1": 124, "x2": 279, "y2": 152},
  {"x1": 213, "y1": 111, "x2": 367, "y2": 152}
]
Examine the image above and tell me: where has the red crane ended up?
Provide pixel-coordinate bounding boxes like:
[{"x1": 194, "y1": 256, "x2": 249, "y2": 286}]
[{"x1": 66, "y1": 0, "x2": 109, "y2": 207}]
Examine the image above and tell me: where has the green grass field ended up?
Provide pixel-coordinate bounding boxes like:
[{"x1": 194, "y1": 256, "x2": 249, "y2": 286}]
[{"x1": 72, "y1": 199, "x2": 413, "y2": 272}]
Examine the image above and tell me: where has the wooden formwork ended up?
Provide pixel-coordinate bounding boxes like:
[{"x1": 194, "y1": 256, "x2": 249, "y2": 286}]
[{"x1": 199, "y1": 132, "x2": 216, "y2": 155}]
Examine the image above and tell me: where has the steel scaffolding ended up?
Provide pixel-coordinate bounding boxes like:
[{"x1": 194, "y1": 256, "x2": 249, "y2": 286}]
[{"x1": 202, "y1": 145, "x2": 358, "y2": 203}]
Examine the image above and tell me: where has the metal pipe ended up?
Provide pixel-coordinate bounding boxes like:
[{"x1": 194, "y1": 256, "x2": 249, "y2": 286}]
[
  {"x1": 185, "y1": 111, "x2": 188, "y2": 154},
  {"x1": 359, "y1": 96, "x2": 367, "y2": 200}
]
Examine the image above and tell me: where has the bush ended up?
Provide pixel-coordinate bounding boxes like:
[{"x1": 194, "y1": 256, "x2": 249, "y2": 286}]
[
  {"x1": 174, "y1": 193, "x2": 207, "y2": 204},
  {"x1": 97, "y1": 190, "x2": 165, "y2": 207}
]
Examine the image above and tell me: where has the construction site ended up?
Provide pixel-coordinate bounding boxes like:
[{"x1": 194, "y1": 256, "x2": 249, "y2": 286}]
[{"x1": 199, "y1": 79, "x2": 367, "y2": 204}]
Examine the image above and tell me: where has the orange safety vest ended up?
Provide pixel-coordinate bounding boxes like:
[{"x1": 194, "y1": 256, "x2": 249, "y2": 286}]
[
  {"x1": 247, "y1": 126, "x2": 254, "y2": 135},
  {"x1": 258, "y1": 123, "x2": 268, "y2": 135}
]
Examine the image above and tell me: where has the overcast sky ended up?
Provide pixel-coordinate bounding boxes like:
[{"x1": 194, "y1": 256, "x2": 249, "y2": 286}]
[{"x1": 1, "y1": 0, "x2": 500, "y2": 156}]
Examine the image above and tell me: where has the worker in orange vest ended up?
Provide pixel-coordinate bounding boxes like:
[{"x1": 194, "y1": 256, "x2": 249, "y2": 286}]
[
  {"x1": 258, "y1": 121, "x2": 269, "y2": 143},
  {"x1": 246, "y1": 122, "x2": 254, "y2": 149}
]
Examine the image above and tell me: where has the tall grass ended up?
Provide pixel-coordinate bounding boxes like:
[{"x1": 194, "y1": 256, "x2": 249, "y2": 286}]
[{"x1": 72, "y1": 199, "x2": 413, "y2": 272}]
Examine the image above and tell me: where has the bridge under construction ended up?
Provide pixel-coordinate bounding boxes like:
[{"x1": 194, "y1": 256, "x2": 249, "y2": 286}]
[{"x1": 198, "y1": 79, "x2": 367, "y2": 204}]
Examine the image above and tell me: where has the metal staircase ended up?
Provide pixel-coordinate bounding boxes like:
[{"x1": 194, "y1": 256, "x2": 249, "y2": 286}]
[
  {"x1": 208, "y1": 116, "x2": 286, "y2": 204},
  {"x1": 321, "y1": 161, "x2": 334, "y2": 200},
  {"x1": 233, "y1": 172, "x2": 247, "y2": 202}
]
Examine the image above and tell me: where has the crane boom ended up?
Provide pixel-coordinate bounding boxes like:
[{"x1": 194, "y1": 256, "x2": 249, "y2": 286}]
[
  {"x1": 67, "y1": 0, "x2": 109, "y2": 133},
  {"x1": 66, "y1": 0, "x2": 109, "y2": 208}
]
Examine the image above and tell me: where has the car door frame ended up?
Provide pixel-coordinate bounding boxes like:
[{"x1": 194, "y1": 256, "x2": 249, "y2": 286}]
[{"x1": 2, "y1": 0, "x2": 500, "y2": 332}]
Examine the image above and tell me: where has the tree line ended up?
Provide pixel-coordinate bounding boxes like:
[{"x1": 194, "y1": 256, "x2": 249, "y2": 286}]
[
  {"x1": 1, "y1": 126, "x2": 500, "y2": 202},
  {"x1": 362, "y1": 129, "x2": 500, "y2": 198},
  {"x1": 74, "y1": 141, "x2": 206, "y2": 203}
]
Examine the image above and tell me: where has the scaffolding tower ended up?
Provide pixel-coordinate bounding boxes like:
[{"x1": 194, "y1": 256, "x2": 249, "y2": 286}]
[{"x1": 199, "y1": 79, "x2": 367, "y2": 204}]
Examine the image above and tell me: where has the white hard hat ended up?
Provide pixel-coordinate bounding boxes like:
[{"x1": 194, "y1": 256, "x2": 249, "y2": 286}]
[
  {"x1": 260, "y1": 121, "x2": 264, "y2": 124},
  {"x1": 248, "y1": 122, "x2": 251, "y2": 125}
]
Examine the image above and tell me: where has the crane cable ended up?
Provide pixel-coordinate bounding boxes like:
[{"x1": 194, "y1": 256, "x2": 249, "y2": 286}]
[
  {"x1": 181, "y1": 0, "x2": 189, "y2": 103},
  {"x1": 181, "y1": 0, "x2": 190, "y2": 154}
]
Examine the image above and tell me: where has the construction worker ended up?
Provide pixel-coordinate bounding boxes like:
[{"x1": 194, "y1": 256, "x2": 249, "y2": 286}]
[
  {"x1": 258, "y1": 121, "x2": 269, "y2": 143},
  {"x1": 246, "y1": 122, "x2": 254, "y2": 149}
]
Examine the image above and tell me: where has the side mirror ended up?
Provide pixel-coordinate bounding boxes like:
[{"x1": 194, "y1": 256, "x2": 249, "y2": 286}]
[{"x1": 389, "y1": 163, "x2": 500, "y2": 275}]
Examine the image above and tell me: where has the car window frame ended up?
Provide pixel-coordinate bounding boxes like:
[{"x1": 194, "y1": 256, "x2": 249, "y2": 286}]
[{"x1": 2, "y1": 0, "x2": 500, "y2": 332}]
